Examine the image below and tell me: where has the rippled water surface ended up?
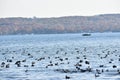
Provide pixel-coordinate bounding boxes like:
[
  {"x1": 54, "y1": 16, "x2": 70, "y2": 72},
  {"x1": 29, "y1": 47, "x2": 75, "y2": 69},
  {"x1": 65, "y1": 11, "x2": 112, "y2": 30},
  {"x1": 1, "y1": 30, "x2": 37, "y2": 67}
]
[{"x1": 0, "y1": 33, "x2": 120, "y2": 80}]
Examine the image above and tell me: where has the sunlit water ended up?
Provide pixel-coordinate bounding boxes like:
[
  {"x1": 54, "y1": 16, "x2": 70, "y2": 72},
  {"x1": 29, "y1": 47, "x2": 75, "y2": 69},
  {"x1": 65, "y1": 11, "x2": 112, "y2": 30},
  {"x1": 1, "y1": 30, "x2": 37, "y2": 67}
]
[{"x1": 0, "y1": 33, "x2": 120, "y2": 80}]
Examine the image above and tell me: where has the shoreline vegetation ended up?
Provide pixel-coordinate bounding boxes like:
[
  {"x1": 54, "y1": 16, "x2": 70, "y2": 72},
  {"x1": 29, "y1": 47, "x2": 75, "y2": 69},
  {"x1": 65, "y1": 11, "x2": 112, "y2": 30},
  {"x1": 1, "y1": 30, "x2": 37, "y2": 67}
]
[{"x1": 0, "y1": 14, "x2": 120, "y2": 35}]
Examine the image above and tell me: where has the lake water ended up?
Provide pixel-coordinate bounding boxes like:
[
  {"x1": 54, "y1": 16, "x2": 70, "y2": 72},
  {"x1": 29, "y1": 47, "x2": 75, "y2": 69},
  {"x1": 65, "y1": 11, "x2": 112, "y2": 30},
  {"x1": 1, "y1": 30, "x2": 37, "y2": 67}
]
[{"x1": 0, "y1": 33, "x2": 120, "y2": 80}]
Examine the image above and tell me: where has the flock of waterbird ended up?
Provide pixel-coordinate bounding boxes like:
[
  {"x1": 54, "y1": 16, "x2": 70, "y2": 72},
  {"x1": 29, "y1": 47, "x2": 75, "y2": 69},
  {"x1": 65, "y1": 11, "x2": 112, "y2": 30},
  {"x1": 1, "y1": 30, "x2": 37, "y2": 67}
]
[{"x1": 0, "y1": 46, "x2": 120, "y2": 79}]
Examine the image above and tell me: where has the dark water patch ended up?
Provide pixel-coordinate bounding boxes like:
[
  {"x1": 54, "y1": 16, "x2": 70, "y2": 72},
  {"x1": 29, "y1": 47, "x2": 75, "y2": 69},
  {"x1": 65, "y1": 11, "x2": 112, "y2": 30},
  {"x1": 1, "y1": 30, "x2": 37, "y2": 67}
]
[
  {"x1": 54, "y1": 68, "x2": 94, "y2": 74},
  {"x1": 6, "y1": 76, "x2": 27, "y2": 79},
  {"x1": 54, "y1": 69, "x2": 78, "y2": 73}
]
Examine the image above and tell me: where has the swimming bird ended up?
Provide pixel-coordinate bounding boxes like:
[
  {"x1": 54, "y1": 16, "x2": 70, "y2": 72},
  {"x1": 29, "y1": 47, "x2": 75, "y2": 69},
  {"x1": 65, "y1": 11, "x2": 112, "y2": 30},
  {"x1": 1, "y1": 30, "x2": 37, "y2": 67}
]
[
  {"x1": 113, "y1": 65, "x2": 117, "y2": 68},
  {"x1": 31, "y1": 61, "x2": 35, "y2": 67},
  {"x1": 7, "y1": 59, "x2": 12, "y2": 62},
  {"x1": 15, "y1": 61, "x2": 21, "y2": 67},
  {"x1": 85, "y1": 61, "x2": 90, "y2": 65},
  {"x1": 6, "y1": 64, "x2": 10, "y2": 68},
  {"x1": 95, "y1": 73, "x2": 99, "y2": 78},
  {"x1": 65, "y1": 75, "x2": 71, "y2": 79},
  {"x1": 1, "y1": 62, "x2": 5, "y2": 67}
]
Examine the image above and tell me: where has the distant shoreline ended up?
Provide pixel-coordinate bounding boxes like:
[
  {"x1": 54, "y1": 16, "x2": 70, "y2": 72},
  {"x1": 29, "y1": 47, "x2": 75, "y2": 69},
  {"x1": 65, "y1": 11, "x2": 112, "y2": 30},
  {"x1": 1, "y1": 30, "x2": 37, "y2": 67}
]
[
  {"x1": 0, "y1": 14, "x2": 120, "y2": 35},
  {"x1": 0, "y1": 32, "x2": 120, "y2": 36}
]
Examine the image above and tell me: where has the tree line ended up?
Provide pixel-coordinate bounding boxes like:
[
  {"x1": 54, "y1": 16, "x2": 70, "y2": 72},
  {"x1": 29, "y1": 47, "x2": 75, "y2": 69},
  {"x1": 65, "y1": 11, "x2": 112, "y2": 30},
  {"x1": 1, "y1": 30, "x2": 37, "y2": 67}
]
[{"x1": 0, "y1": 14, "x2": 120, "y2": 35}]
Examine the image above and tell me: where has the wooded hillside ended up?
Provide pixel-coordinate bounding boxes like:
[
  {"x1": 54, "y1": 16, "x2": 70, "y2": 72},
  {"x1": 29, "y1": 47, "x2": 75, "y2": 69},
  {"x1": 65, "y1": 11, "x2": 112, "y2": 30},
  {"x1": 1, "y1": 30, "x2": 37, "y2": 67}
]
[{"x1": 0, "y1": 14, "x2": 120, "y2": 35}]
